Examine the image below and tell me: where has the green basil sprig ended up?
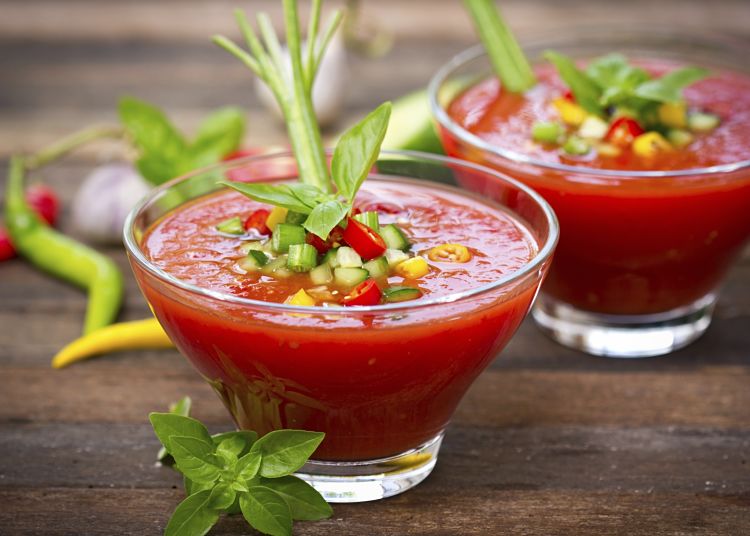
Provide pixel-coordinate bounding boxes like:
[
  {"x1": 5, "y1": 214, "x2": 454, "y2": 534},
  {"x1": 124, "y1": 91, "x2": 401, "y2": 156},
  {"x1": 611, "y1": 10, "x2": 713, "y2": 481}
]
[{"x1": 150, "y1": 411, "x2": 331, "y2": 536}]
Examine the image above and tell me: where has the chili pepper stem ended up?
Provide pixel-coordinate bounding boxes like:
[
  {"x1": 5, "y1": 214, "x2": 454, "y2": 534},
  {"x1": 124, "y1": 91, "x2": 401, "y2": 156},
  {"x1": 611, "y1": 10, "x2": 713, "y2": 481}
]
[{"x1": 23, "y1": 124, "x2": 124, "y2": 171}]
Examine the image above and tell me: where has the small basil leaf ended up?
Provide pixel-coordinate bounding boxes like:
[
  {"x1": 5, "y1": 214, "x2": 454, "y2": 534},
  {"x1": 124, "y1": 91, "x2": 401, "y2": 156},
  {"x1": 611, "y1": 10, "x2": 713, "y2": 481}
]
[
  {"x1": 191, "y1": 107, "x2": 245, "y2": 167},
  {"x1": 164, "y1": 490, "x2": 219, "y2": 536},
  {"x1": 208, "y1": 482, "x2": 237, "y2": 511},
  {"x1": 252, "y1": 430, "x2": 325, "y2": 478},
  {"x1": 171, "y1": 436, "x2": 223, "y2": 484},
  {"x1": 158, "y1": 397, "x2": 194, "y2": 462},
  {"x1": 634, "y1": 67, "x2": 709, "y2": 104},
  {"x1": 216, "y1": 435, "x2": 247, "y2": 460},
  {"x1": 149, "y1": 413, "x2": 213, "y2": 455},
  {"x1": 260, "y1": 476, "x2": 332, "y2": 521},
  {"x1": 240, "y1": 486, "x2": 293, "y2": 536},
  {"x1": 220, "y1": 182, "x2": 315, "y2": 214},
  {"x1": 332, "y1": 102, "x2": 391, "y2": 202},
  {"x1": 211, "y1": 431, "x2": 258, "y2": 456},
  {"x1": 544, "y1": 51, "x2": 603, "y2": 116},
  {"x1": 235, "y1": 450, "x2": 262, "y2": 481},
  {"x1": 303, "y1": 200, "x2": 349, "y2": 240},
  {"x1": 184, "y1": 474, "x2": 213, "y2": 496}
]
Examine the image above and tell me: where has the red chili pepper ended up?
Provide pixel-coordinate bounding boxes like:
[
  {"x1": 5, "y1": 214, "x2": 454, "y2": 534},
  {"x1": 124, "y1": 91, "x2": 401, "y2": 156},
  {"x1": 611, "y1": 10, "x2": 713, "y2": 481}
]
[
  {"x1": 341, "y1": 217, "x2": 386, "y2": 260},
  {"x1": 26, "y1": 185, "x2": 60, "y2": 226},
  {"x1": 0, "y1": 229, "x2": 16, "y2": 261},
  {"x1": 605, "y1": 117, "x2": 645, "y2": 147},
  {"x1": 342, "y1": 279, "x2": 382, "y2": 306},
  {"x1": 306, "y1": 226, "x2": 344, "y2": 254},
  {"x1": 243, "y1": 209, "x2": 271, "y2": 235}
]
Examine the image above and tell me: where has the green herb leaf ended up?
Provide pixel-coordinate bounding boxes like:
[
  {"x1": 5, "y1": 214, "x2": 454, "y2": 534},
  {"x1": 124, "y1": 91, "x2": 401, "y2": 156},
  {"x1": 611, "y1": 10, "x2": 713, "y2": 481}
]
[
  {"x1": 235, "y1": 449, "x2": 262, "y2": 481},
  {"x1": 208, "y1": 482, "x2": 237, "y2": 510},
  {"x1": 150, "y1": 413, "x2": 213, "y2": 456},
  {"x1": 261, "y1": 476, "x2": 333, "y2": 521},
  {"x1": 544, "y1": 51, "x2": 603, "y2": 116},
  {"x1": 184, "y1": 474, "x2": 213, "y2": 496},
  {"x1": 332, "y1": 102, "x2": 391, "y2": 202},
  {"x1": 240, "y1": 486, "x2": 293, "y2": 536},
  {"x1": 171, "y1": 436, "x2": 223, "y2": 484},
  {"x1": 303, "y1": 200, "x2": 349, "y2": 240},
  {"x1": 213, "y1": 431, "x2": 257, "y2": 458},
  {"x1": 191, "y1": 107, "x2": 246, "y2": 167},
  {"x1": 585, "y1": 53, "x2": 650, "y2": 107},
  {"x1": 220, "y1": 182, "x2": 318, "y2": 214},
  {"x1": 252, "y1": 430, "x2": 325, "y2": 478},
  {"x1": 164, "y1": 489, "x2": 220, "y2": 536},
  {"x1": 158, "y1": 397, "x2": 193, "y2": 462},
  {"x1": 634, "y1": 67, "x2": 709, "y2": 103}
]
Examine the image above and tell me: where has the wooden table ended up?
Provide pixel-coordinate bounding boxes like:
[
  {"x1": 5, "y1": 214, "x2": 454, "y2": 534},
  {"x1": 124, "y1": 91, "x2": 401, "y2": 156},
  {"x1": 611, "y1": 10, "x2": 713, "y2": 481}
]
[{"x1": 1, "y1": 1, "x2": 749, "y2": 534}]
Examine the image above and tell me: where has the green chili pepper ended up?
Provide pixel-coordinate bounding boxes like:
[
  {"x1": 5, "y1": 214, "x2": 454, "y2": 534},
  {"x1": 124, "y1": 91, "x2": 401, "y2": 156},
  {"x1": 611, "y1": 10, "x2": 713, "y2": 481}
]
[{"x1": 5, "y1": 156, "x2": 124, "y2": 335}]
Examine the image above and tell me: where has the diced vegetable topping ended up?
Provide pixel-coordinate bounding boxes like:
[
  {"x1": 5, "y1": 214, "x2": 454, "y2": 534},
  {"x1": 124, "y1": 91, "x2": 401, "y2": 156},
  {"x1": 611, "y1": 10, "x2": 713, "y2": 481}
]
[
  {"x1": 632, "y1": 132, "x2": 672, "y2": 158},
  {"x1": 265, "y1": 206, "x2": 288, "y2": 232},
  {"x1": 285, "y1": 288, "x2": 316, "y2": 306},
  {"x1": 395, "y1": 256, "x2": 430, "y2": 279},
  {"x1": 287, "y1": 243, "x2": 318, "y2": 272},
  {"x1": 238, "y1": 250, "x2": 269, "y2": 272},
  {"x1": 309, "y1": 263, "x2": 333, "y2": 285},
  {"x1": 688, "y1": 112, "x2": 721, "y2": 133},
  {"x1": 562, "y1": 136, "x2": 590, "y2": 156},
  {"x1": 428, "y1": 244, "x2": 471, "y2": 263},
  {"x1": 342, "y1": 279, "x2": 382, "y2": 306},
  {"x1": 243, "y1": 209, "x2": 271, "y2": 235},
  {"x1": 216, "y1": 216, "x2": 245, "y2": 235},
  {"x1": 272, "y1": 223, "x2": 306, "y2": 253},
  {"x1": 379, "y1": 223, "x2": 411, "y2": 251},
  {"x1": 362, "y1": 256, "x2": 389, "y2": 279},
  {"x1": 383, "y1": 286, "x2": 423, "y2": 303},
  {"x1": 605, "y1": 117, "x2": 645, "y2": 147},
  {"x1": 353, "y1": 211, "x2": 380, "y2": 231},
  {"x1": 337, "y1": 246, "x2": 363, "y2": 268},
  {"x1": 552, "y1": 98, "x2": 587, "y2": 127},
  {"x1": 334, "y1": 267, "x2": 369, "y2": 288},
  {"x1": 384, "y1": 248, "x2": 409, "y2": 267},
  {"x1": 531, "y1": 121, "x2": 564, "y2": 144},
  {"x1": 341, "y1": 217, "x2": 387, "y2": 260}
]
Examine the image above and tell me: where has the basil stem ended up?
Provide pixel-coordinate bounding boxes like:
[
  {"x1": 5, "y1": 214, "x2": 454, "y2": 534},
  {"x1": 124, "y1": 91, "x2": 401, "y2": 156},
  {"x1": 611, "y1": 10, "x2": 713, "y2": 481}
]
[{"x1": 464, "y1": 0, "x2": 536, "y2": 93}]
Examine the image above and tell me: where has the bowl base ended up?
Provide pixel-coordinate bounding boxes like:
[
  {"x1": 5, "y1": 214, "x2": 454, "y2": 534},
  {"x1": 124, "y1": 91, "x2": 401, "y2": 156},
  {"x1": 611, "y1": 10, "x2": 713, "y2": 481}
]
[
  {"x1": 296, "y1": 433, "x2": 443, "y2": 503},
  {"x1": 533, "y1": 294, "x2": 716, "y2": 358}
]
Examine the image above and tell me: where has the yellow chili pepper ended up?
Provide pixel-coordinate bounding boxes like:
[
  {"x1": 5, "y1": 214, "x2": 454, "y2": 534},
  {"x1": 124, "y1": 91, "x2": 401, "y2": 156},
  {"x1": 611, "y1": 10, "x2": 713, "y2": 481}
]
[
  {"x1": 395, "y1": 256, "x2": 430, "y2": 279},
  {"x1": 428, "y1": 243, "x2": 471, "y2": 263},
  {"x1": 52, "y1": 318, "x2": 173, "y2": 369},
  {"x1": 632, "y1": 131, "x2": 672, "y2": 158}
]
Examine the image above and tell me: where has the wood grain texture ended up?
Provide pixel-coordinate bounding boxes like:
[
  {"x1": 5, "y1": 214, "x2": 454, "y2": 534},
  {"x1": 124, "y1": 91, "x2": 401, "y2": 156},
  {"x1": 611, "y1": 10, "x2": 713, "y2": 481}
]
[{"x1": 1, "y1": 0, "x2": 749, "y2": 534}]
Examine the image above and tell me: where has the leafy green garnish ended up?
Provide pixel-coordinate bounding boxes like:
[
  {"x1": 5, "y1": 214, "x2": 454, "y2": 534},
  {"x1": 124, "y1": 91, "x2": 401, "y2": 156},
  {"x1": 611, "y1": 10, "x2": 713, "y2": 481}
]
[
  {"x1": 633, "y1": 66, "x2": 709, "y2": 104},
  {"x1": 118, "y1": 97, "x2": 244, "y2": 185},
  {"x1": 150, "y1": 410, "x2": 331, "y2": 536},
  {"x1": 544, "y1": 51, "x2": 604, "y2": 116},
  {"x1": 214, "y1": 1, "x2": 392, "y2": 241}
]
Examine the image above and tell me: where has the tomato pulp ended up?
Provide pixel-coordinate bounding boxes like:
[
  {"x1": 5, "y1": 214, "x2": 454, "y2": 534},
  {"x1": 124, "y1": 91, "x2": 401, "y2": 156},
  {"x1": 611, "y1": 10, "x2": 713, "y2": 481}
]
[
  {"x1": 133, "y1": 179, "x2": 544, "y2": 460},
  {"x1": 443, "y1": 60, "x2": 750, "y2": 315}
]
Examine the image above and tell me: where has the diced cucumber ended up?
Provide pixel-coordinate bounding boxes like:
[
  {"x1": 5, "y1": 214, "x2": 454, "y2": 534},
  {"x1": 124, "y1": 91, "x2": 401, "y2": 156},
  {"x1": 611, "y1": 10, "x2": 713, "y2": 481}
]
[
  {"x1": 309, "y1": 263, "x2": 333, "y2": 285},
  {"x1": 262, "y1": 255, "x2": 292, "y2": 278},
  {"x1": 362, "y1": 256, "x2": 389, "y2": 278},
  {"x1": 688, "y1": 112, "x2": 720, "y2": 133},
  {"x1": 238, "y1": 250, "x2": 268, "y2": 272},
  {"x1": 323, "y1": 247, "x2": 340, "y2": 268},
  {"x1": 239, "y1": 240, "x2": 272, "y2": 254},
  {"x1": 383, "y1": 286, "x2": 423, "y2": 303},
  {"x1": 353, "y1": 211, "x2": 379, "y2": 231},
  {"x1": 287, "y1": 243, "x2": 318, "y2": 272},
  {"x1": 531, "y1": 121, "x2": 563, "y2": 144},
  {"x1": 284, "y1": 211, "x2": 308, "y2": 225},
  {"x1": 380, "y1": 224, "x2": 411, "y2": 251},
  {"x1": 384, "y1": 248, "x2": 409, "y2": 267},
  {"x1": 562, "y1": 136, "x2": 590, "y2": 155},
  {"x1": 334, "y1": 267, "x2": 369, "y2": 288},
  {"x1": 337, "y1": 246, "x2": 363, "y2": 268},
  {"x1": 272, "y1": 223, "x2": 306, "y2": 253},
  {"x1": 667, "y1": 129, "x2": 694, "y2": 148},
  {"x1": 216, "y1": 216, "x2": 244, "y2": 235}
]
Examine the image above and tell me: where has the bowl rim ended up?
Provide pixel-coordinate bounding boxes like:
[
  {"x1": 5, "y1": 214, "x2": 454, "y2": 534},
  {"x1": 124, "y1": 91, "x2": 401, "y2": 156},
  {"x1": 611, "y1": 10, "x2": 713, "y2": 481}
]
[
  {"x1": 123, "y1": 149, "x2": 559, "y2": 314},
  {"x1": 428, "y1": 44, "x2": 750, "y2": 179}
]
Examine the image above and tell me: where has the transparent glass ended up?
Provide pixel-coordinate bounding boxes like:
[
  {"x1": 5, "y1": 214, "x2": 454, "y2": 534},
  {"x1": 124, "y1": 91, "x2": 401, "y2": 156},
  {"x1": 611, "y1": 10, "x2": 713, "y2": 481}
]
[
  {"x1": 124, "y1": 150, "x2": 558, "y2": 502},
  {"x1": 429, "y1": 29, "x2": 750, "y2": 358}
]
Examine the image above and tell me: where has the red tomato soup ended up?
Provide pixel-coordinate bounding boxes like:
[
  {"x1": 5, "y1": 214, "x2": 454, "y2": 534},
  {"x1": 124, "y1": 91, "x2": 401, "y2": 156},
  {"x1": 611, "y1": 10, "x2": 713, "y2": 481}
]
[
  {"x1": 134, "y1": 179, "x2": 542, "y2": 460},
  {"x1": 443, "y1": 60, "x2": 750, "y2": 315}
]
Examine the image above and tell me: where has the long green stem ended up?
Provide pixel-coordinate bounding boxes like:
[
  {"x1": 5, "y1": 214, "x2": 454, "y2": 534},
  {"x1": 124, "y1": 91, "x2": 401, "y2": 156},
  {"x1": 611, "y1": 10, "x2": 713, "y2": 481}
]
[{"x1": 24, "y1": 124, "x2": 124, "y2": 171}]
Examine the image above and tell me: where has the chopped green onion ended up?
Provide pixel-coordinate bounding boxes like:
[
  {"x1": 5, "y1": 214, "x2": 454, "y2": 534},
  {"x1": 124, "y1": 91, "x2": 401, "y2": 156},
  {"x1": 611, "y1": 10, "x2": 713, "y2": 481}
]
[
  {"x1": 285, "y1": 211, "x2": 308, "y2": 225},
  {"x1": 271, "y1": 223, "x2": 306, "y2": 253},
  {"x1": 362, "y1": 256, "x2": 389, "y2": 278},
  {"x1": 239, "y1": 250, "x2": 268, "y2": 271},
  {"x1": 310, "y1": 263, "x2": 333, "y2": 285},
  {"x1": 334, "y1": 267, "x2": 369, "y2": 288},
  {"x1": 688, "y1": 112, "x2": 720, "y2": 133},
  {"x1": 380, "y1": 224, "x2": 410, "y2": 251},
  {"x1": 337, "y1": 246, "x2": 363, "y2": 268},
  {"x1": 383, "y1": 286, "x2": 422, "y2": 303},
  {"x1": 384, "y1": 248, "x2": 409, "y2": 267},
  {"x1": 562, "y1": 136, "x2": 590, "y2": 156},
  {"x1": 353, "y1": 211, "x2": 379, "y2": 231},
  {"x1": 216, "y1": 216, "x2": 245, "y2": 235},
  {"x1": 464, "y1": 0, "x2": 536, "y2": 93},
  {"x1": 531, "y1": 122, "x2": 563, "y2": 144},
  {"x1": 287, "y1": 243, "x2": 318, "y2": 272},
  {"x1": 323, "y1": 247, "x2": 340, "y2": 268}
]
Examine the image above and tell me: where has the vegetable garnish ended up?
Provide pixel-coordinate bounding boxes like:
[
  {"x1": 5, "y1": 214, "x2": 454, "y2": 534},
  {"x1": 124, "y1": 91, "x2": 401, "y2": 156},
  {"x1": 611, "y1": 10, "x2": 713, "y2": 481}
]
[{"x1": 150, "y1": 401, "x2": 332, "y2": 536}]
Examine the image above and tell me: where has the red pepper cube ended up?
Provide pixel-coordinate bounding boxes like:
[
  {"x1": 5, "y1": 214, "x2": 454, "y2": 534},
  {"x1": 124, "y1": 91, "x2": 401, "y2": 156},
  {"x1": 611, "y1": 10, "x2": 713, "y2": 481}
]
[
  {"x1": 342, "y1": 279, "x2": 382, "y2": 306},
  {"x1": 341, "y1": 217, "x2": 386, "y2": 260}
]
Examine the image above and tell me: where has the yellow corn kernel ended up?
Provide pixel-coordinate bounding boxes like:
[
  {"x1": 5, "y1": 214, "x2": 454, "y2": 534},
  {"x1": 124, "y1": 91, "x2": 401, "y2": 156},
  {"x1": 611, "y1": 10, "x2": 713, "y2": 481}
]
[
  {"x1": 552, "y1": 98, "x2": 587, "y2": 127},
  {"x1": 285, "y1": 289, "x2": 316, "y2": 306},
  {"x1": 265, "y1": 206, "x2": 288, "y2": 231},
  {"x1": 658, "y1": 102, "x2": 687, "y2": 129},
  {"x1": 395, "y1": 256, "x2": 430, "y2": 279},
  {"x1": 428, "y1": 243, "x2": 471, "y2": 263},
  {"x1": 632, "y1": 132, "x2": 672, "y2": 158}
]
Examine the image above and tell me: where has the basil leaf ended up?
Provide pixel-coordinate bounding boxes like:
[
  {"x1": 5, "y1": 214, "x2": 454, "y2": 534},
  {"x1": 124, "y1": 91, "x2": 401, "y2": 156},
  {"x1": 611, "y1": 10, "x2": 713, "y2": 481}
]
[
  {"x1": 150, "y1": 413, "x2": 213, "y2": 455},
  {"x1": 240, "y1": 486, "x2": 293, "y2": 536},
  {"x1": 164, "y1": 489, "x2": 219, "y2": 536},
  {"x1": 171, "y1": 436, "x2": 223, "y2": 484},
  {"x1": 303, "y1": 200, "x2": 349, "y2": 240},
  {"x1": 634, "y1": 67, "x2": 708, "y2": 103},
  {"x1": 544, "y1": 51, "x2": 603, "y2": 116},
  {"x1": 235, "y1": 450, "x2": 262, "y2": 481},
  {"x1": 158, "y1": 397, "x2": 194, "y2": 462},
  {"x1": 184, "y1": 474, "x2": 213, "y2": 496},
  {"x1": 191, "y1": 107, "x2": 245, "y2": 167},
  {"x1": 119, "y1": 96, "x2": 190, "y2": 185},
  {"x1": 212, "y1": 431, "x2": 257, "y2": 457},
  {"x1": 585, "y1": 53, "x2": 650, "y2": 107},
  {"x1": 220, "y1": 182, "x2": 316, "y2": 214},
  {"x1": 260, "y1": 476, "x2": 332, "y2": 521},
  {"x1": 208, "y1": 482, "x2": 237, "y2": 511},
  {"x1": 252, "y1": 430, "x2": 325, "y2": 478},
  {"x1": 332, "y1": 102, "x2": 391, "y2": 202}
]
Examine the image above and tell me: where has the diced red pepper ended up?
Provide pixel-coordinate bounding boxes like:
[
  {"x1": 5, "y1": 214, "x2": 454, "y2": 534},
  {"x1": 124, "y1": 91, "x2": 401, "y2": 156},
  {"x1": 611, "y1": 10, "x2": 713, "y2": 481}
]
[
  {"x1": 341, "y1": 217, "x2": 386, "y2": 260},
  {"x1": 562, "y1": 89, "x2": 575, "y2": 102},
  {"x1": 0, "y1": 228, "x2": 16, "y2": 261},
  {"x1": 605, "y1": 117, "x2": 645, "y2": 147},
  {"x1": 243, "y1": 209, "x2": 271, "y2": 235},
  {"x1": 306, "y1": 226, "x2": 344, "y2": 254},
  {"x1": 342, "y1": 279, "x2": 382, "y2": 306}
]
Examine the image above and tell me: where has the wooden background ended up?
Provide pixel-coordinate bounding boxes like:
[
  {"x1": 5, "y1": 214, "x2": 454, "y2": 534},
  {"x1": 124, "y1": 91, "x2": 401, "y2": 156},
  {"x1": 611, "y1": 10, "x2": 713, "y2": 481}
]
[{"x1": 1, "y1": 1, "x2": 749, "y2": 534}]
